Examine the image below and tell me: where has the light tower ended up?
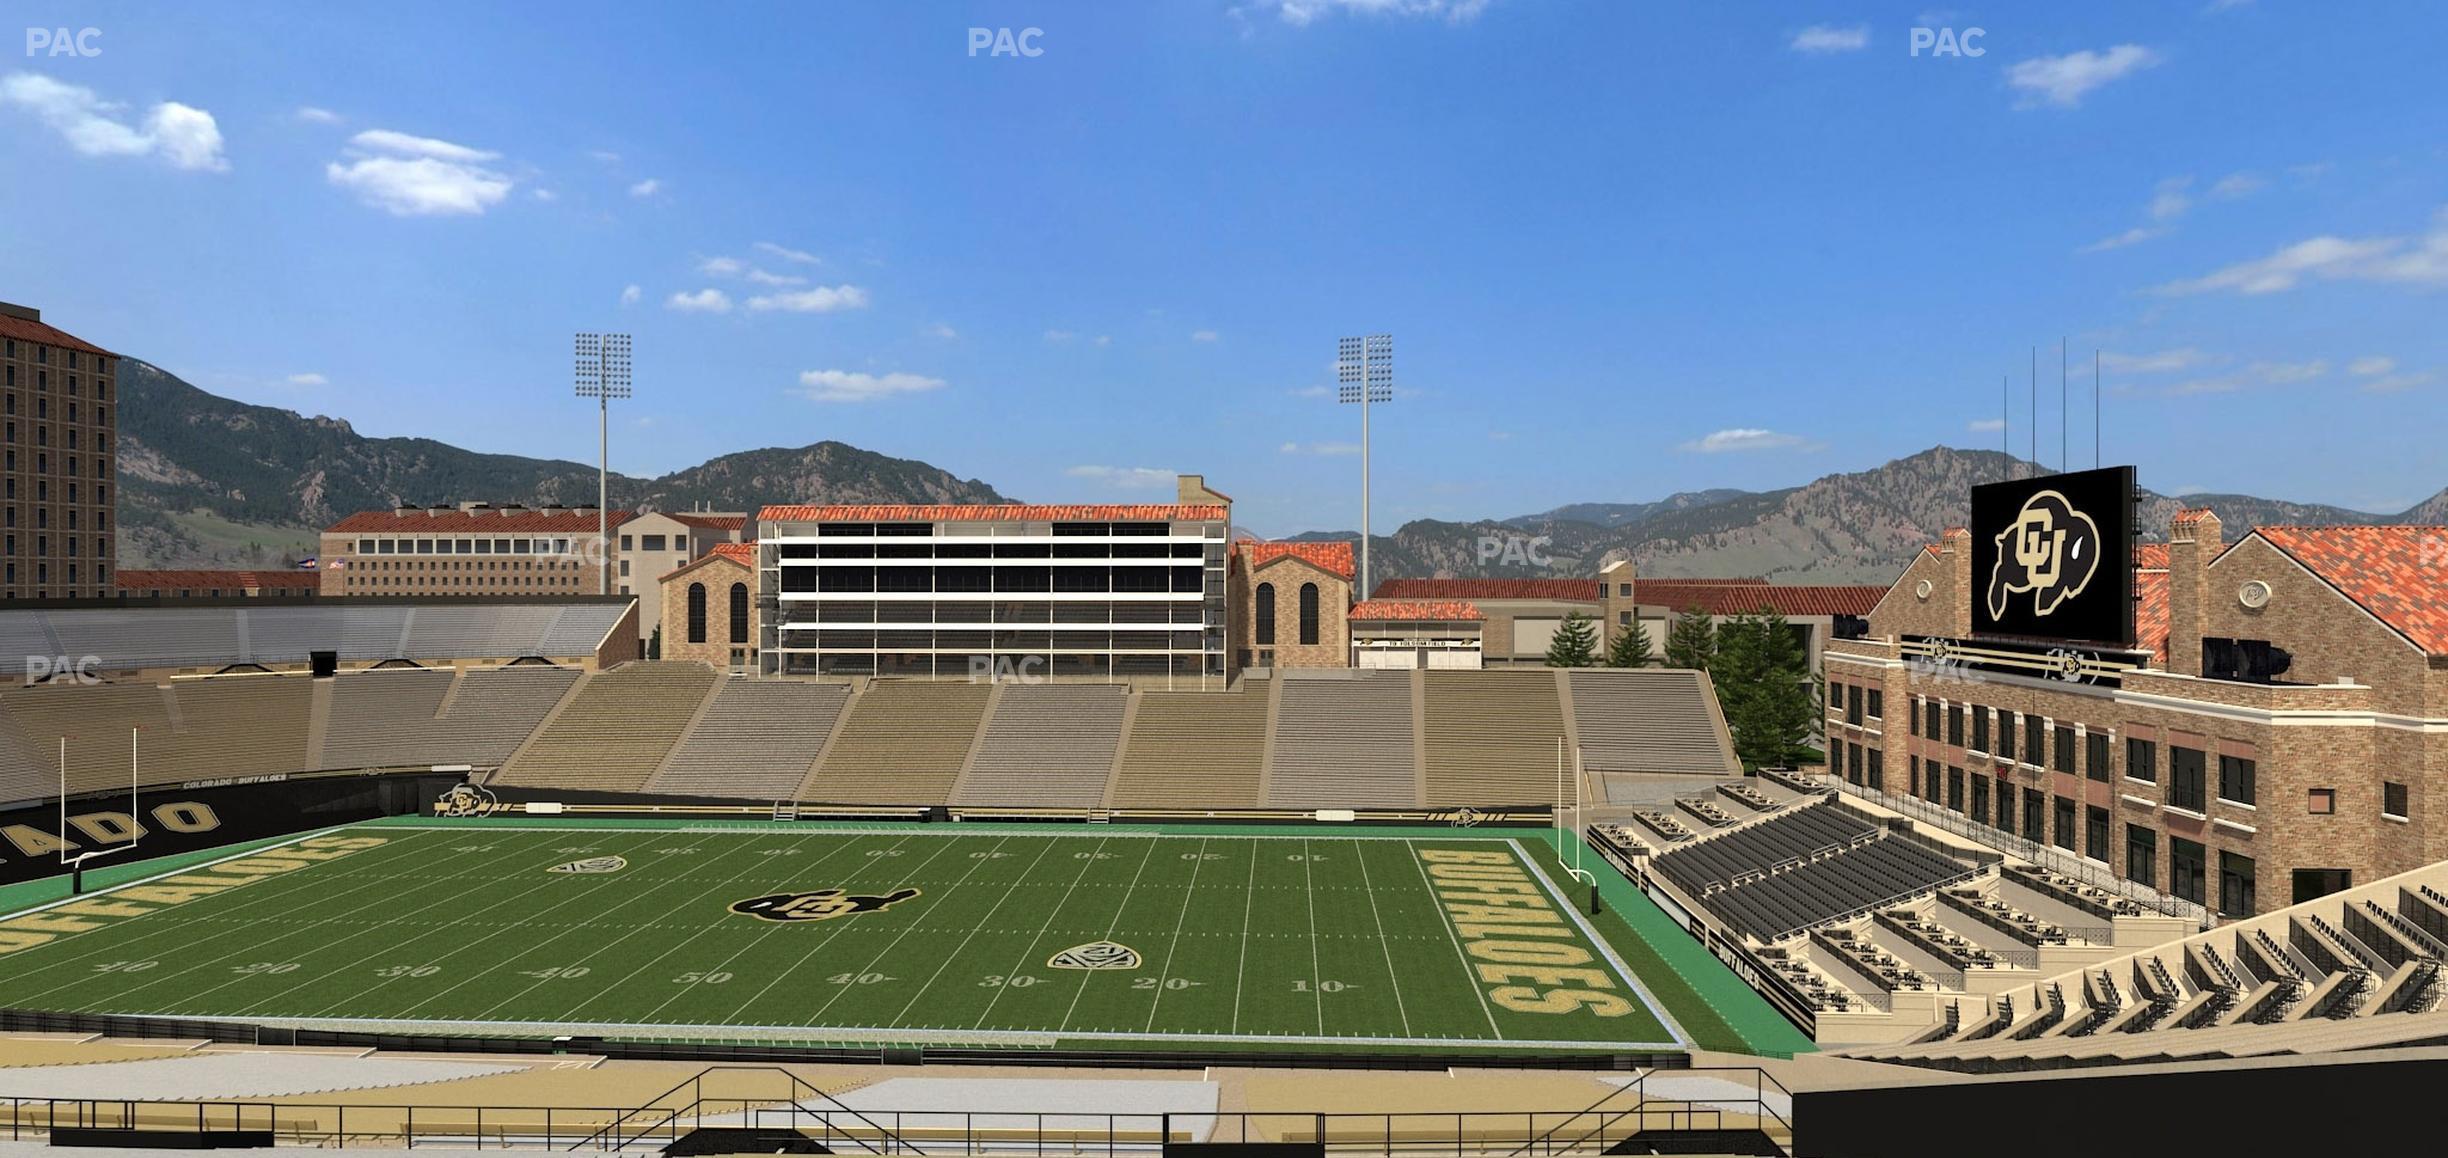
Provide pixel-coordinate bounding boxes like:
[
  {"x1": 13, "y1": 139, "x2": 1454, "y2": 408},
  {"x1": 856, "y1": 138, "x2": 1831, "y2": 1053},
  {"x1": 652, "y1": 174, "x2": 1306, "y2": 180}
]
[
  {"x1": 1337, "y1": 333, "x2": 1393, "y2": 599},
  {"x1": 573, "y1": 332, "x2": 632, "y2": 593}
]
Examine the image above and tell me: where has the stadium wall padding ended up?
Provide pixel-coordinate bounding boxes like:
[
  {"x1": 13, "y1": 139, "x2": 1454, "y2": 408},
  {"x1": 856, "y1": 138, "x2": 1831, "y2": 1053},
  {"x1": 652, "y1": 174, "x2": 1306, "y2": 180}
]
[{"x1": 0, "y1": 772, "x2": 465, "y2": 886}]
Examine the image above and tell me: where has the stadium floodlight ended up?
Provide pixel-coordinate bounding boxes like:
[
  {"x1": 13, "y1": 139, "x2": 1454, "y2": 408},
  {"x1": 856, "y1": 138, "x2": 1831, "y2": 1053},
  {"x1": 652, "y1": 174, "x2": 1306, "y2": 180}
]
[
  {"x1": 574, "y1": 333, "x2": 633, "y2": 594},
  {"x1": 1336, "y1": 334, "x2": 1394, "y2": 598}
]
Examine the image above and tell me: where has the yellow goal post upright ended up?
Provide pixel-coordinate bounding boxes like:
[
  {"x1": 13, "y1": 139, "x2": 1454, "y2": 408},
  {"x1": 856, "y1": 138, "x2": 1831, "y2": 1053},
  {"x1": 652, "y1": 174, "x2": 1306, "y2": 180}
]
[{"x1": 1556, "y1": 736, "x2": 1600, "y2": 916}]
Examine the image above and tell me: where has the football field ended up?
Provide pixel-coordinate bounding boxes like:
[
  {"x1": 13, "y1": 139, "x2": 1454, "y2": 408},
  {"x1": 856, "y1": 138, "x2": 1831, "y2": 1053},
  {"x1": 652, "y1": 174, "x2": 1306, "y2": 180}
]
[{"x1": 0, "y1": 823, "x2": 1687, "y2": 1053}]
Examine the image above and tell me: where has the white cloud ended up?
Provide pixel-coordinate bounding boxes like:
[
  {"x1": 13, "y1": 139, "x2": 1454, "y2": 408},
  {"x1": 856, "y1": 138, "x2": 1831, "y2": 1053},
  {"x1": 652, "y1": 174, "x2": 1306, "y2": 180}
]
[
  {"x1": 2360, "y1": 372, "x2": 2432, "y2": 394},
  {"x1": 2078, "y1": 226, "x2": 2164, "y2": 254},
  {"x1": 2166, "y1": 377, "x2": 2241, "y2": 396},
  {"x1": 295, "y1": 106, "x2": 342, "y2": 125},
  {"x1": 530, "y1": 187, "x2": 557, "y2": 202},
  {"x1": 745, "y1": 284, "x2": 869, "y2": 313},
  {"x1": 1789, "y1": 24, "x2": 1869, "y2": 54},
  {"x1": 2101, "y1": 348, "x2": 2211, "y2": 374},
  {"x1": 1064, "y1": 465, "x2": 1176, "y2": 489},
  {"x1": 0, "y1": 73, "x2": 228, "y2": 171},
  {"x1": 588, "y1": 149, "x2": 621, "y2": 163},
  {"x1": 925, "y1": 323, "x2": 959, "y2": 340},
  {"x1": 2247, "y1": 359, "x2": 2326, "y2": 385},
  {"x1": 2149, "y1": 176, "x2": 2192, "y2": 222},
  {"x1": 2154, "y1": 211, "x2": 2448, "y2": 295},
  {"x1": 1094, "y1": 335, "x2": 1113, "y2": 346},
  {"x1": 1044, "y1": 329, "x2": 1078, "y2": 343},
  {"x1": 324, "y1": 127, "x2": 512, "y2": 216},
  {"x1": 1968, "y1": 418, "x2": 2006, "y2": 432},
  {"x1": 1265, "y1": 0, "x2": 1492, "y2": 27},
  {"x1": 2348, "y1": 356, "x2": 2397, "y2": 377},
  {"x1": 796, "y1": 369, "x2": 946, "y2": 403},
  {"x1": 698, "y1": 256, "x2": 745, "y2": 277},
  {"x1": 1190, "y1": 329, "x2": 1220, "y2": 342},
  {"x1": 1677, "y1": 428, "x2": 1818, "y2": 453},
  {"x1": 753, "y1": 241, "x2": 820, "y2": 265},
  {"x1": 2209, "y1": 171, "x2": 2267, "y2": 199},
  {"x1": 2004, "y1": 45, "x2": 2161, "y2": 109},
  {"x1": 628, "y1": 178, "x2": 662, "y2": 197},
  {"x1": 1279, "y1": 440, "x2": 1363, "y2": 456},
  {"x1": 665, "y1": 288, "x2": 733, "y2": 313},
  {"x1": 619, "y1": 284, "x2": 641, "y2": 306},
  {"x1": 744, "y1": 268, "x2": 805, "y2": 287},
  {"x1": 1289, "y1": 384, "x2": 1333, "y2": 399},
  {"x1": 286, "y1": 372, "x2": 328, "y2": 387}
]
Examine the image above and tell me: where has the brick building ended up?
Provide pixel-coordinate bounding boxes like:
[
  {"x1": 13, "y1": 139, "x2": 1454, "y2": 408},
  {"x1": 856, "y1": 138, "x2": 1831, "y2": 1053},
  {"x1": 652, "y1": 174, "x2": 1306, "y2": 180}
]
[
  {"x1": 318, "y1": 503, "x2": 630, "y2": 597},
  {"x1": 619, "y1": 510, "x2": 748, "y2": 640},
  {"x1": 1372, "y1": 562, "x2": 1881, "y2": 670},
  {"x1": 1824, "y1": 510, "x2": 2448, "y2": 918},
  {"x1": 0, "y1": 302, "x2": 116, "y2": 600},
  {"x1": 1227, "y1": 540, "x2": 1354, "y2": 671},
  {"x1": 117, "y1": 569, "x2": 321, "y2": 598},
  {"x1": 658, "y1": 542, "x2": 757, "y2": 670}
]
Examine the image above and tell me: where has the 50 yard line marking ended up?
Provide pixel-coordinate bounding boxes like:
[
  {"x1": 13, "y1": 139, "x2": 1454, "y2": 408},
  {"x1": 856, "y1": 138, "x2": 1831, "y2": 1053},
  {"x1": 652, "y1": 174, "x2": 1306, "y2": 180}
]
[{"x1": 726, "y1": 832, "x2": 977, "y2": 1026}]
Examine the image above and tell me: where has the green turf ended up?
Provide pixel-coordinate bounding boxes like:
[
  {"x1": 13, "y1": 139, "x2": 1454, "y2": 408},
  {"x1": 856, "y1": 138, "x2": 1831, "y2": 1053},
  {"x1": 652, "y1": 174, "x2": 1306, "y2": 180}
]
[{"x1": 0, "y1": 824, "x2": 1690, "y2": 1055}]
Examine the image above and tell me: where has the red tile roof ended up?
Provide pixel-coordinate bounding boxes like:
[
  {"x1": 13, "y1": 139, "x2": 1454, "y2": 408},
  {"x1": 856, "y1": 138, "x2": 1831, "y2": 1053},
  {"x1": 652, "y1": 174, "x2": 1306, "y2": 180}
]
[
  {"x1": 327, "y1": 509, "x2": 637, "y2": 534},
  {"x1": 116, "y1": 569, "x2": 320, "y2": 593},
  {"x1": 1634, "y1": 581, "x2": 1885, "y2": 618},
  {"x1": 1350, "y1": 599, "x2": 1485, "y2": 622},
  {"x1": 2134, "y1": 545, "x2": 2172, "y2": 663},
  {"x1": 659, "y1": 542, "x2": 757, "y2": 583},
  {"x1": 2172, "y1": 507, "x2": 2218, "y2": 528},
  {"x1": 759, "y1": 503, "x2": 1228, "y2": 523},
  {"x1": 666, "y1": 513, "x2": 748, "y2": 530},
  {"x1": 0, "y1": 312, "x2": 112, "y2": 357},
  {"x1": 1240, "y1": 540, "x2": 1355, "y2": 580},
  {"x1": 2253, "y1": 526, "x2": 2448, "y2": 654},
  {"x1": 1370, "y1": 578, "x2": 1602, "y2": 601}
]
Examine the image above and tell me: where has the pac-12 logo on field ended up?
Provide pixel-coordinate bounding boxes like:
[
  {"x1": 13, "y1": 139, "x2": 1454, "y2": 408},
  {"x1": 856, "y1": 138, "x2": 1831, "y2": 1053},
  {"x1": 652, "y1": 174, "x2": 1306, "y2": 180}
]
[
  {"x1": 730, "y1": 887, "x2": 921, "y2": 923},
  {"x1": 1049, "y1": 941, "x2": 1141, "y2": 970},
  {"x1": 549, "y1": 856, "x2": 627, "y2": 874}
]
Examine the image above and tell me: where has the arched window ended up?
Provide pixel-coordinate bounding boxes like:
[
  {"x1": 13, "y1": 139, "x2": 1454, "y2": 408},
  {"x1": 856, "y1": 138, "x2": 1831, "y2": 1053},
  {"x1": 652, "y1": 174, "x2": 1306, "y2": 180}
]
[
  {"x1": 1298, "y1": 583, "x2": 1320, "y2": 646},
  {"x1": 686, "y1": 582, "x2": 708, "y2": 644},
  {"x1": 729, "y1": 582, "x2": 750, "y2": 643},
  {"x1": 1254, "y1": 583, "x2": 1276, "y2": 645}
]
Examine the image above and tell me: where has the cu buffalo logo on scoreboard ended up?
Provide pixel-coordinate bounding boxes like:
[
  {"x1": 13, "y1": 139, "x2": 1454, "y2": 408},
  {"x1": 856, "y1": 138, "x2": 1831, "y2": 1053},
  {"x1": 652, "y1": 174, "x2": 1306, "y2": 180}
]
[
  {"x1": 1985, "y1": 489, "x2": 2102, "y2": 621},
  {"x1": 730, "y1": 887, "x2": 921, "y2": 923}
]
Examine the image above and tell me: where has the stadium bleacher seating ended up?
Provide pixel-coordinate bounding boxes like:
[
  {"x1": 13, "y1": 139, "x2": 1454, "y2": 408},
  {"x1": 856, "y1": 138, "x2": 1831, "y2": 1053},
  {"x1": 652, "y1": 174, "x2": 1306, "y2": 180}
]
[
  {"x1": 495, "y1": 662, "x2": 718, "y2": 793},
  {"x1": 0, "y1": 602, "x2": 631, "y2": 674},
  {"x1": 1568, "y1": 669, "x2": 1740, "y2": 776},
  {"x1": 1266, "y1": 672, "x2": 1420, "y2": 810},
  {"x1": 646, "y1": 678, "x2": 850, "y2": 800},
  {"x1": 432, "y1": 666, "x2": 584, "y2": 766},
  {"x1": 1651, "y1": 801, "x2": 1971, "y2": 942},
  {"x1": 953, "y1": 684, "x2": 1129, "y2": 809},
  {"x1": 0, "y1": 682, "x2": 179, "y2": 797},
  {"x1": 1107, "y1": 686, "x2": 1270, "y2": 809},
  {"x1": 316, "y1": 668, "x2": 457, "y2": 770},
  {"x1": 158, "y1": 676, "x2": 314, "y2": 783},
  {"x1": 799, "y1": 681, "x2": 990, "y2": 805},
  {"x1": 1421, "y1": 669, "x2": 1566, "y2": 807}
]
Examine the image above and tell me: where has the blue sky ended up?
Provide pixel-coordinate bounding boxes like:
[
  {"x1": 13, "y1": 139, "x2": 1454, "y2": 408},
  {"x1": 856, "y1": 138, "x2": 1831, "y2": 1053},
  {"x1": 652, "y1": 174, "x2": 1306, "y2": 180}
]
[{"x1": 3, "y1": 1, "x2": 2444, "y2": 534}]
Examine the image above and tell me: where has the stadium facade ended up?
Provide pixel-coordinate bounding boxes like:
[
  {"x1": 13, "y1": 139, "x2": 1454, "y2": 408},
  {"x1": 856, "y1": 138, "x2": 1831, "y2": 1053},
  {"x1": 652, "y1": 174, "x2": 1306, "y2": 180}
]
[
  {"x1": 317, "y1": 502, "x2": 632, "y2": 596},
  {"x1": 0, "y1": 302, "x2": 115, "y2": 602}
]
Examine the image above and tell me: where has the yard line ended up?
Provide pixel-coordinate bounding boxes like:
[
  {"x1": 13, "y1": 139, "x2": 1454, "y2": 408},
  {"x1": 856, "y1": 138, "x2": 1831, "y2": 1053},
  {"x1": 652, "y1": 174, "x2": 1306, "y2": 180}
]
[
  {"x1": 968, "y1": 834, "x2": 1116, "y2": 1030},
  {"x1": 729, "y1": 832, "x2": 987, "y2": 1027},
  {"x1": 1348, "y1": 838, "x2": 1414, "y2": 1039},
  {"x1": 478, "y1": 829, "x2": 848, "y2": 1023},
  {"x1": 829, "y1": 834, "x2": 1053, "y2": 1029},
  {"x1": 1301, "y1": 838, "x2": 1324, "y2": 1035},
  {"x1": 1052, "y1": 836, "x2": 1162, "y2": 1035},
  {"x1": 255, "y1": 830, "x2": 722, "y2": 1019},
  {"x1": 1226, "y1": 842, "x2": 1260, "y2": 1034},
  {"x1": 14, "y1": 829, "x2": 592, "y2": 1011},
  {"x1": 631, "y1": 832, "x2": 954, "y2": 1025},
  {"x1": 1401, "y1": 837, "x2": 1504, "y2": 1039},
  {"x1": 1140, "y1": 836, "x2": 1210, "y2": 1032}
]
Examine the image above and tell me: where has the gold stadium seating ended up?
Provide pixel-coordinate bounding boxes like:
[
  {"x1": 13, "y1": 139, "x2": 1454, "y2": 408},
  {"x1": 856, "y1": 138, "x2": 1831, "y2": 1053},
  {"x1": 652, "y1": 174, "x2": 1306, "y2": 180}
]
[
  {"x1": 797, "y1": 680, "x2": 991, "y2": 805},
  {"x1": 494, "y1": 662, "x2": 720, "y2": 793}
]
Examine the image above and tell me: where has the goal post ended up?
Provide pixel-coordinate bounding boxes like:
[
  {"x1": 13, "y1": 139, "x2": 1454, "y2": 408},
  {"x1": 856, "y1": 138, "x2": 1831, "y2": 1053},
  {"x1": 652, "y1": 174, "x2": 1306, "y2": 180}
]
[{"x1": 58, "y1": 727, "x2": 143, "y2": 895}]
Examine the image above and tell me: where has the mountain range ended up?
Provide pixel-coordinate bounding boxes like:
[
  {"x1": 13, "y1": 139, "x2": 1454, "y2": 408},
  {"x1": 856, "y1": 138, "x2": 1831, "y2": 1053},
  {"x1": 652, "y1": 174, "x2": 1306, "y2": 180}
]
[{"x1": 117, "y1": 359, "x2": 2445, "y2": 584}]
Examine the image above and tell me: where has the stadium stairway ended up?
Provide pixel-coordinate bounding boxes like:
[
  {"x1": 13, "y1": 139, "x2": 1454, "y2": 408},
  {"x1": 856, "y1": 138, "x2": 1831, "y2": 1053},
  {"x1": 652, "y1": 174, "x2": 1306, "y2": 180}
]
[
  {"x1": 1264, "y1": 670, "x2": 1421, "y2": 811},
  {"x1": 798, "y1": 680, "x2": 992, "y2": 805},
  {"x1": 494, "y1": 662, "x2": 721, "y2": 793},
  {"x1": 1421, "y1": 668, "x2": 1569, "y2": 808},
  {"x1": 644, "y1": 678, "x2": 851, "y2": 801},
  {"x1": 1106, "y1": 683, "x2": 1270, "y2": 809},
  {"x1": 435, "y1": 666, "x2": 584, "y2": 767},
  {"x1": 1567, "y1": 669, "x2": 1742, "y2": 777},
  {"x1": 951, "y1": 683, "x2": 1129, "y2": 809},
  {"x1": 315, "y1": 667, "x2": 458, "y2": 770}
]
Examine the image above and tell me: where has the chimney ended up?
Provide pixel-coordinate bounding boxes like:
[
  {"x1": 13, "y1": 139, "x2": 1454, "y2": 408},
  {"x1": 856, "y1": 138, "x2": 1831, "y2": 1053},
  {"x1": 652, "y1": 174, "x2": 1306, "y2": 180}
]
[
  {"x1": 1939, "y1": 526, "x2": 1974, "y2": 637},
  {"x1": 393, "y1": 504, "x2": 419, "y2": 517},
  {"x1": 2166, "y1": 508, "x2": 2222, "y2": 676}
]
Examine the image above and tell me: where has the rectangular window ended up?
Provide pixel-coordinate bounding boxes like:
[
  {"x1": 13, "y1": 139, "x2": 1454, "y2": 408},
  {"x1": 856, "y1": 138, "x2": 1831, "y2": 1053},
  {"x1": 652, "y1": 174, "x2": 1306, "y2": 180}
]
[
  {"x1": 2125, "y1": 736, "x2": 2157, "y2": 783},
  {"x1": 1970, "y1": 774, "x2": 1990, "y2": 823},
  {"x1": 2022, "y1": 788, "x2": 2045, "y2": 843},
  {"x1": 2219, "y1": 851, "x2": 2256, "y2": 917},
  {"x1": 2384, "y1": 781, "x2": 2409, "y2": 819},
  {"x1": 1946, "y1": 766, "x2": 1965, "y2": 813},
  {"x1": 2169, "y1": 747, "x2": 2207, "y2": 812},
  {"x1": 1925, "y1": 700, "x2": 1940, "y2": 740},
  {"x1": 2170, "y1": 837, "x2": 2207, "y2": 905},
  {"x1": 2292, "y1": 868, "x2": 2350, "y2": 905},
  {"x1": 2126, "y1": 825, "x2": 2158, "y2": 888},
  {"x1": 2053, "y1": 796, "x2": 2077, "y2": 851},
  {"x1": 1995, "y1": 777, "x2": 2015, "y2": 831},
  {"x1": 1971, "y1": 708, "x2": 1989, "y2": 752},
  {"x1": 2087, "y1": 731, "x2": 2111, "y2": 783},
  {"x1": 2218, "y1": 754, "x2": 2256, "y2": 806},
  {"x1": 1997, "y1": 712, "x2": 2016, "y2": 762},
  {"x1": 2085, "y1": 805, "x2": 2110, "y2": 863},
  {"x1": 2053, "y1": 724, "x2": 2075, "y2": 774},
  {"x1": 2308, "y1": 788, "x2": 2335, "y2": 815},
  {"x1": 1866, "y1": 688, "x2": 1882, "y2": 720},
  {"x1": 1947, "y1": 705, "x2": 1964, "y2": 746},
  {"x1": 1846, "y1": 684, "x2": 1862, "y2": 726},
  {"x1": 1867, "y1": 748, "x2": 1883, "y2": 792}
]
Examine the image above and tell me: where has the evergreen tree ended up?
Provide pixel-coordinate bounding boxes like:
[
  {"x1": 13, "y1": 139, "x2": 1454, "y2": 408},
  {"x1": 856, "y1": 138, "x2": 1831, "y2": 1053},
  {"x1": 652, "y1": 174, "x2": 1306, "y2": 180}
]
[
  {"x1": 1544, "y1": 610, "x2": 1599, "y2": 668},
  {"x1": 1605, "y1": 616, "x2": 1656, "y2": 667},
  {"x1": 1708, "y1": 609, "x2": 1822, "y2": 769},
  {"x1": 1663, "y1": 606, "x2": 1716, "y2": 671}
]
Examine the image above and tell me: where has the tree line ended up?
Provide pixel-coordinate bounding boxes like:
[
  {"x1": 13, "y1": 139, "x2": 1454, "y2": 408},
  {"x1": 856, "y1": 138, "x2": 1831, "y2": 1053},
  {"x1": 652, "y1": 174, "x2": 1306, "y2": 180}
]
[{"x1": 1544, "y1": 604, "x2": 1822, "y2": 771}]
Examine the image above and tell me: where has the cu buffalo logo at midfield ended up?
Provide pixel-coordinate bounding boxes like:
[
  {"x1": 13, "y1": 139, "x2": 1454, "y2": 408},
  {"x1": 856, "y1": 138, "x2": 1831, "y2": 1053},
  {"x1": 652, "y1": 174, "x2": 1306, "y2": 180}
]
[
  {"x1": 1985, "y1": 489, "x2": 2102, "y2": 622},
  {"x1": 1049, "y1": 941, "x2": 1142, "y2": 970},
  {"x1": 730, "y1": 887, "x2": 921, "y2": 923}
]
